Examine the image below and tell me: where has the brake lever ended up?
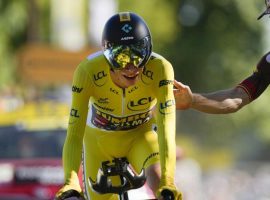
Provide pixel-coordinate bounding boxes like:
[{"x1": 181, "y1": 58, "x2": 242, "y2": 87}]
[{"x1": 258, "y1": 0, "x2": 270, "y2": 20}]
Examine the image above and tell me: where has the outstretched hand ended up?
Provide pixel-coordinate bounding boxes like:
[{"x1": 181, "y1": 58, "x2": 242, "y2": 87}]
[{"x1": 173, "y1": 80, "x2": 193, "y2": 110}]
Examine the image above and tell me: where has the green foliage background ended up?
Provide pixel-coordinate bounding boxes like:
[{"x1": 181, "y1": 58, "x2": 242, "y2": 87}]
[{"x1": 1, "y1": 0, "x2": 270, "y2": 165}]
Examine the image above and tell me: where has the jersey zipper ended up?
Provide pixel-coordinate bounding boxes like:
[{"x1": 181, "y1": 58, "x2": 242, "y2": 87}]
[{"x1": 122, "y1": 88, "x2": 126, "y2": 115}]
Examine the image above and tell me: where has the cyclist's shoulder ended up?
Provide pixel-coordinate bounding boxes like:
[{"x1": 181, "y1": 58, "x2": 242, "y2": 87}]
[
  {"x1": 77, "y1": 51, "x2": 108, "y2": 73},
  {"x1": 149, "y1": 52, "x2": 166, "y2": 60},
  {"x1": 145, "y1": 52, "x2": 174, "y2": 80},
  {"x1": 147, "y1": 52, "x2": 173, "y2": 70},
  {"x1": 86, "y1": 51, "x2": 105, "y2": 62}
]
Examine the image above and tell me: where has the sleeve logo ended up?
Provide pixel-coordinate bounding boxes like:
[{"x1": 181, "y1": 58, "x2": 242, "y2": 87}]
[
  {"x1": 159, "y1": 80, "x2": 173, "y2": 87},
  {"x1": 72, "y1": 86, "x2": 83, "y2": 93},
  {"x1": 159, "y1": 99, "x2": 175, "y2": 114},
  {"x1": 70, "y1": 108, "x2": 80, "y2": 118}
]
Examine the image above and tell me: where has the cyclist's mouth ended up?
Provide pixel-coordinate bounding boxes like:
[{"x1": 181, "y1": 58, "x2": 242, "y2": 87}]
[{"x1": 123, "y1": 74, "x2": 138, "y2": 80}]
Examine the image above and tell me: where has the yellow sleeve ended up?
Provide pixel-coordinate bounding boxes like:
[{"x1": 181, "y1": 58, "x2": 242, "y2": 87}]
[
  {"x1": 63, "y1": 60, "x2": 92, "y2": 185},
  {"x1": 154, "y1": 59, "x2": 176, "y2": 188}
]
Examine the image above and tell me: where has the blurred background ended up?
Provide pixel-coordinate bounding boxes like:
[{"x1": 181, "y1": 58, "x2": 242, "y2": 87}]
[{"x1": 0, "y1": 0, "x2": 270, "y2": 199}]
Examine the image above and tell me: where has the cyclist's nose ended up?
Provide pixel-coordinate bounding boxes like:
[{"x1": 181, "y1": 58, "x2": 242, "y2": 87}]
[{"x1": 124, "y1": 64, "x2": 139, "y2": 72}]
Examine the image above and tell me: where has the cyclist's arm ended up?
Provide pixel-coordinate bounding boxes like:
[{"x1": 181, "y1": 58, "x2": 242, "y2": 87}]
[
  {"x1": 59, "y1": 60, "x2": 92, "y2": 197},
  {"x1": 154, "y1": 59, "x2": 181, "y2": 199},
  {"x1": 191, "y1": 87, "x2": 250, "y2": 114}
]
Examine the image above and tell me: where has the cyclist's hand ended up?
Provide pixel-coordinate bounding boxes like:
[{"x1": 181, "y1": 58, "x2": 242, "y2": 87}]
[
  {"x1": 256, "y1": 51, "x2": 270, "y2": 83},
  {"x1": 55, "y1": 171, "x2": 84, "y2": 200},
  {"x1": 55, "y1": 186, "x2": 84, "y2": 200},
  {"x1": 55, "y1": 183, "x2": 83, "y2": 200},
  {"x1": 157, "y1": 186, "x2": 182, "y2": 200},
  {"x1": 173, "y1": 80, "x2": 193, "y2": 110}
]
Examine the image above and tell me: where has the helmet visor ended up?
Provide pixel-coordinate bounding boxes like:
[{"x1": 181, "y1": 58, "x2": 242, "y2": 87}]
[{"x1": 104, "y1": 37, "x2": 150, "y2": 70}]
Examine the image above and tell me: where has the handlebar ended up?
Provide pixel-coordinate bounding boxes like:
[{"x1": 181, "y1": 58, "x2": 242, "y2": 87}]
[{"x1": 88, "y1": 157, "x2": 146, "y2": 195}]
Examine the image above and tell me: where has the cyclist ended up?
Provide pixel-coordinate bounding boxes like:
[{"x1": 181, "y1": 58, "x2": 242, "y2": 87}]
[
  {"x1": 173, "y1": 51, "x2": 270, "y2": 113},
  {"x1": 55, "y1": 12, "x2": 182, "y2": 200}
]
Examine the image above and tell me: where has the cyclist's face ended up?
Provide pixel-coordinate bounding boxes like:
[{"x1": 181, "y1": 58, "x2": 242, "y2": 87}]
[
  {"x1": 103, "y1": 37, "x2": 151, "y2": 70},
  {"x1": 110, "y1": 64, "x2": 143, "y2": 88}
]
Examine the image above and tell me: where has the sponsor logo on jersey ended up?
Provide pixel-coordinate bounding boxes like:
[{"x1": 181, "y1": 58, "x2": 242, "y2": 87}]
[
  {"x1": 69, "y1": 108, "x2": 80, "y2": 125},
  {"x1": 110, "y1": 87, "x2": 119, "y2": 95},
  {"x1": 93, "y1": 71, "x2": 107, "y2": 87},
  {"x1": 143, "y1": 68, "x2": 154, "y2": 80},
  {"x1": 98, "y1": 98, "x2": 109, "y2": 104},
  {"x1": 128, "y1": 86, "x2": 138, "y2": 94},
  {"x1": 70, "y1": 108, "x2": 80, "y2": 118},
  {"x1": 141, "y1": 68, "x2": 154, "y2": 85},
  {"x1": 72, "y1": 85, "x2": 83, "y2": 93},
  {"x1": 90, "y1": 106, "x2": 153, "y2": 131},
  {"x1": 94, "y1": 103, "x2": 114, "y2": 112},
  {"x1": 159, "y1": 80, "x2": 173, "y2": 87},
  {"x1": 127, "y1": 96, "x2": 154, "y2": 111},
  {"x1": 159, "y1": 99, "x2": 175, "y2": 115}
]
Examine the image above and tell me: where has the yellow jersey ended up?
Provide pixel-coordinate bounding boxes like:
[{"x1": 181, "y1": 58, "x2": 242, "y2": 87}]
[{"x1": 62, "y1": 51, "x2": 176, "y2": 198}]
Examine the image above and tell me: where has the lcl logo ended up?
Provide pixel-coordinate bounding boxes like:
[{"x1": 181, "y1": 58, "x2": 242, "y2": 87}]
[
  {"x1": 127, "y1": 97, "x2": 154, "y2": 111},
  {"x1": 93, "y1": 71, "x2": 108, "y2": 87},
  {"x1": 70, "y1": 109, "x2": 80, "y2": 118},
  {"x1": 143, "y1": 69, "x2": 153, "y2": 80},
  {"x1": 159, "y1": 99, "x2": 175, "y2": 114},
  {"x1": 94, "y1": 71, "x2": 107, "y2": 81}
]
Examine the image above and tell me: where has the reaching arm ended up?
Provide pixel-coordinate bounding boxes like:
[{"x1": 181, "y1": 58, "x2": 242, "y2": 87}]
[
  {"x1": 174, "y1": 51, "x2": 270, "y2": 114},
  {"x1": 191, "y1": 87, "x2": 250, "y2": 114},
  {"x1": 173, "y1": 80, "x2": 250, "y2": 114}
]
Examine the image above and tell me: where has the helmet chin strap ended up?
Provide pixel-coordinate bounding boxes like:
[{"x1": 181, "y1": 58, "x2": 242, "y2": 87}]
[{"x1": 110, "y1": 66, "x2": 116, "y2": 72}]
